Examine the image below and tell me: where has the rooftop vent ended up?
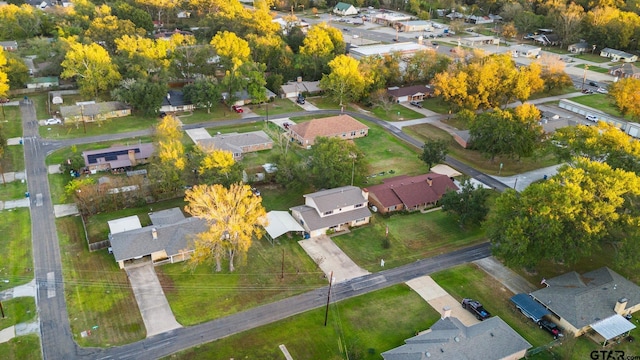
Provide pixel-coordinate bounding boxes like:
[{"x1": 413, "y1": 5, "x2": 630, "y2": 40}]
[{"x1": 152, "y1": 227, "x2": 158, "y2": 240}]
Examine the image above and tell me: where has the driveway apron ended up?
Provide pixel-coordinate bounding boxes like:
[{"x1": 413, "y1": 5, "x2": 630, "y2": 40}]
[
  {"x1": 406, "y1": 276, "x2": 480, "y2": 326},
  {"x1": 126, "y1": 264, "x2": 181, "y2": 337},
  {"x1": 298, "y1": 235, "x2": 370, "y2": 283}
]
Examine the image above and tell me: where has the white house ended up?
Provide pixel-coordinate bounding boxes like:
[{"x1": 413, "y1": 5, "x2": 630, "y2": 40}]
[
  {"x1": 333, "y1": 2, "x2": 358, "y2": 16},
  {"x1": 290, "y1": 186, "x2": 371, "y2": 238},
  {"x1": 509, "y1": 44, "x2": 541, "y2": 58},
  {"x1": 600, "y1": 48, "x2": 638, "y2": 63}
]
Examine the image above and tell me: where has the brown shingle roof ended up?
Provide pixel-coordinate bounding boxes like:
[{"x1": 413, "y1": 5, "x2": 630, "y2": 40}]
[
  {"x1": 365, "y1": 173, "x2": 458, "y2": 208},
  {"x1": 289, "y1": 115, "x2": 368, "y2": 142}
]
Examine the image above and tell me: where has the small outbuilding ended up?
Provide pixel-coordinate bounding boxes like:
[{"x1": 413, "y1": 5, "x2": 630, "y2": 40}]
[{"x1": 333, "y1": 2, "x2": 358, "y2": 16}]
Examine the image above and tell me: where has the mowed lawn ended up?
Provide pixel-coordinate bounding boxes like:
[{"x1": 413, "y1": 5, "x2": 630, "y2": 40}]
[
  {"x1": 568, "y1": 94, "x2": 631, "y2": 119},
  {"x1": 156, "y1": 237, "x2": 327, "y2": 326},
  {"x1": 0, "y1": 334, "x2": 41, "y2": 360},
  {"x1": 167, "y1": 285, "x2": 440, "y2": 360},
  {"x1": 57, "y1": 216, "x2": 145, "y2": 346},
  {"x1": 0, "y1": 297, "x2": 37, "y2": 331},
  {"x1": 333, "y1": 211, "x2": 485, "y2": 271},
  {"x1": 0, "y1": 209, "x2": 32, "y2": 288}
]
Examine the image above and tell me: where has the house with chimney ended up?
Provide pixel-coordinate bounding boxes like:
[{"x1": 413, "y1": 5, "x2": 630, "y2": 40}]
[
  {"x1": 82, "y1": 143, "x2": 154, "y2": 172},
  {"x1": 530, "y1": 267, "x2": 638, "y2": 345},
  {"x1": 290, "y1": 186, "x2": 371, "y2": 238},
  {"x1": 382, "y1": 315, "x2": 531, "y2": 360},
  {"x1": 109, "y1": 208, "x2": 208, "y2": 269},
  {"x1": 365, "y1": 173, "x2": 458, "y2": 214}
]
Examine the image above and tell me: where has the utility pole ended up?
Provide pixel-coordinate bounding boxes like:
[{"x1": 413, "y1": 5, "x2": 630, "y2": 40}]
[
  {"x1": 281, "y1": 249, "x2": 284, "y2": 280},
  {"x1": 581, "y1": 64, "x2": 589, "y2": 90},
  {"x1": 0, "y1": 300, "x2": 4, "y2": 318},
  {"x1": 80, "y1": 104, "x2": 86, "y2": 133},
  {"x1": 324, "y1": 271, "x2": 333, "y2": 326}
]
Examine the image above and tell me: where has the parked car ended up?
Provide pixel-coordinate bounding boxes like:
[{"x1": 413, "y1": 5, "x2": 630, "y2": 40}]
[
  {"x1": 589, "y1": 81, "x2": 599, "y2": 87},
  {"x1": 581, "y1": 89, "x2": 593, "y2": 94},
  {"x1": 0, "y1": 98, "x2": 9, "y2": 104},
  {"x1": 44, "y1": 118, "x2": 62, "y2": 125},
  {"x1": 596, "y1": 87, "x2": 608, "y2": 94},
  {"x1": 539, "y1": 319, "x2": 562, "y2": 339},
  {"x1": 585, "y1": 114, "x2": 599, "y2": 122},
  {"x1": 409, "y1": 101, "x2": 422, "y2": 108},
  {"x1": 251, "y1": 187, "x2": 261, "y2": 196},
  {"x1": 231, "y1": 105, "x2": 244, "y2": 113},
  {"x1": 296, "y1": 95, "x2": 305, "y2": 105},
  {"x1": 461, "y1": 298, "x2": 491, "y2": 320}
]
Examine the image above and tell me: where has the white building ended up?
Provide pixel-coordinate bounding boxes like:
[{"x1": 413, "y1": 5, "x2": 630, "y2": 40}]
[{"x1": 349, "y1": 42, "x2": 431, "y2": 60}]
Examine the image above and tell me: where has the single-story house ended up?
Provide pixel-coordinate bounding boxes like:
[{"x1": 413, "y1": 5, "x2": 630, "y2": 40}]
[
  {"x1": 568, "y1": 41, "x2": 591, "y2": 54},
  {"x1": 609, "y1": 63, "x2": 640, "y2": 79},
  {"x1": 222, "y1": 88, "x2": 278, "y2": 106},
  {"x1": 510, "y1": 44, "x2": 541, "y2": 58},
  {"x1": 290, "y1": 186, "x2": 371, "y2": 238},
  {"x1": 110, "y1": 208, "x2": 208, "y2": 269},
  {"x1": 287, "y1": 114, "x2": 369, "y2": 147},
  {"x1": 349, "y1": 42, "x2": 431, "y2": 60},
  {"x1": 399, "y1": 20, "x2": 433, "y2": 32},
  {"x1": 373, "y1": 12, "x2": 412, "y2": 26},
  {"x1": 272, "y1": 17, "x2": 311, "y2": 35},
  {"x1": 176, "y1": 10, "x2": 191, "y2": 18},
  {"x1": 82, "y1": 143, "x2": 155, "y2": 172},
  {"x1": 160, "y1": 90, "x2": 195, "y2": 113},
  {"x1": 600, "y1": 48, "x2": 638, "y2": 63},
  {"x1": 533, "y1": 33, "x2": 560, "y2": 46},
  {"x1": 530, "y1": 267, "x2": 639, "y2": 342},
  {"x1": 0, "y1": 41, "x2": 18, "y2": 51},
  {"x1": 382, "y1": 315, "x2": 532, "y2": 360},
  {"x1": 60, "y1": 101, "x2": 131, "y2": 123},
  {"x1": 364, "y1": 173, "x2": 458, "y2": 214},
  {"x1": 445, "y1": 11, "x2": 465, "y2": 20},
  {"x1": 461, "y1": 36, "x2": 499, "y2": 47},
  {"x1": 387, "y1": 84, "x2": 434, "y2": 103},
  {"x1": 281, "y1": 79, "x2": 322, "y2": 98},
  {"x1": 466, "y1": 15, "x2": 494, "y2": 24},
  {"x1": 26, "y1": 76, "x2": 59, "y2": 89},
  {"x1": 197, "y1": 130, "x2": 273, "y2": 161},
  {"x1": 154, "y1": 29, "x2": 194, "y2": 40},
  {"x1": 333, "y1": 2, "x2": 358, "y2": 16}
]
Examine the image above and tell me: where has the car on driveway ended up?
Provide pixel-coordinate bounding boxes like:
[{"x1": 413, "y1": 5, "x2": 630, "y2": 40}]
[
  {"x1": 296, "y1": 95, "x2": 305, "y2": 105},
  {"x1": 44, "y1": 118, "x2": 62, "y2": 125},
  {"x1": 461, "y1": 298, "x2": 491, "y2": 320},
  {"x1": 409, "y1": 101, "x2": 422, "y2": 108},
  {"x1": 585, "y1": 114, "x2": 599, "y2": 122},
  {"x1": 231, "y1": 105, "x2": 244, "y2": 113},
  {"x1": 539, "y1": 319, "x2": 562, "y2": 339},
  {"x1": 596, "y1": 87, "x2": 608, "y2": 94}
]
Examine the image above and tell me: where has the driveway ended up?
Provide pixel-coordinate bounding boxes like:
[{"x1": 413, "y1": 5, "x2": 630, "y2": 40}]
[
  {"x1": 473, "y1": 257, "x2": 537, "y2": 294},
  {"x1": 491, "y1": 164, "x2": 564, "y2": 192},
  {"x1": 126, "y1": 263, "x2": 182, "y2": 337},
  {"x1": 298, "y1": 235, "x2": 370, "y2": 283},
  {"x1": 406, "y1": 276, "x2": 480, "y2": 326}
]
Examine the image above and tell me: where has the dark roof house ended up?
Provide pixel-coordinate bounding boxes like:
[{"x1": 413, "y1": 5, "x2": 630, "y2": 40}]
[
  {"x1": 609, "y1": 63, "x2": 640, "y2": 79},
  {"x1": 382, "y1": 316, "x2": 532, "y2": 360},
  {"x1": 160, "y1": 90, "x2": 195, "y2": 113},
  {"x1": 387, "y1": 85, "x2": 434, "y2": 103},
  {"x1": 82, "y1": 143, "x2": 155, "y2": 172}
]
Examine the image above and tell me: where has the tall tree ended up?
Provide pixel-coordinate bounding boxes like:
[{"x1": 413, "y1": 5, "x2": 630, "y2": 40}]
[
  {"x1": 61, "y1": 41, "x2": 121, "y2": 98},
  {"x1": 319, "y1": 55, "x2": 370, "y2": 106},
  {"x1": 298, "y1": 22, "x2": 337, "y2": 79},
  {"x1": 308, "y1": 136, "x2": 367, "y2": 189},
  {"x1": 609, "y1": 78, "x2": 640, "y2": 120},
  {"x1": 183, "y1": 78, "x2": 221, "y2": 113},
  {"x1": 111, "y1": 78, "x2": 167, "y2": 116},
  {"x1": 0, "y1": 48, "x2": 8, "y2": 97},
  {"x1": 440, "y1": 179, "x2": 490, "y2": 228},
  {"x1": 419, "y1": 139, "x2": 448, "y2": 169},
  {"x1": 184, "y1": 183, "x2": 267, "y2": 272},
  {"x1": 149, "y1": 115, "x2": 186, "y2": 196},
  {"x1": 210, "y1": 31, "x2": 251, "y2": 71}
]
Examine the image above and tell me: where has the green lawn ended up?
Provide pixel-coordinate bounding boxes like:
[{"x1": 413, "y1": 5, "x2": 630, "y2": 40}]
[
  {"x1": 0, "y1": 208, "x2": 32, "y2": 288},
  {"x1": 371, "y1": 104, "x2": 424, "y2": 121},
  {"x1": 39, "y1": 114, "x2": 158, "y2": 139},
  {"x1": 0, "y1": 297, "x2": 37, "y2": 331},
  {"x1": 58, "y1": 216, "x2": 145, "y2": 346},
  {"x1": 1, "y1": 104, "x2": 23, "y2": 138},
  {"x1": 3, "y1": 146, "x2": 25, "y2": 173},
  {"x1": 156, "y1": 237, "x2": 327, "y2": 326},
  {"x1": 0, "y1": 334, "x2": 42, "y2": 360},
  {"x1": 333, "y1": 211, "x2": 486, "y2": 271},
  {"x1": 419, "y1": 97, "x2": 451, "y2": 114},
  {"x1": 175, "y1": 107, "x2": 242, "y2": 125},
  {"x1": 573, "y1": 53, "x2": 610, "y2": 63},
  {"x1": 27, "y1": 93, "x2": 49, "y2": 120},
  {"x1": 567, "y1": 94, "x2": 630, "y2": 119},
  {"x1": 575, "y1": 63, "x2": 610, "y2": 73},
  {"x1": 258, "y1": 183, "x2": 311, "y2": 212},
  {"x1": 166, "y1": 285, "x2": 440, "y2": 360},
  {"x1": 310, "y1": 97, "x2": 356, "y2": 112},
  {"x1": 0, "y1": 181, "x2": 28, "y2": 200},
  {"x1": 529, "y1": 84, "x2": 581, "y2": 99},
  {"x1": 251, "y1": 98, "x2": 302, "y2": 116}
]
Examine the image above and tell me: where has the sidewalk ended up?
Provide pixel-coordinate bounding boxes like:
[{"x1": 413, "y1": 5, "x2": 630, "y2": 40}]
[{"x1": 0, "y1": 279, "x2": 39, "y2": 345}]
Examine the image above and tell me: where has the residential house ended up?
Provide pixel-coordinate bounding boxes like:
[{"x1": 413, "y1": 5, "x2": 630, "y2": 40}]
[
  {"x1": 461, "y1": 36, "x2": 499, "y2": 47},
  {"x1": 509, "y1": 44, "x2": 541, "y2": 58},
  {"x1": 568, "y1": 41, "x2": 591, "y2": 54},
  {"x1": 349, "y1": 42, "x2": 431, "y2": 60},
  {"x1": 82, "y1": 143, "x2": 154, "y2": 172},
  {"x1": 110, "y1": 208, "x2": 208, "y2": 269},
  {"x1": 445, "y1": 11, "x2": 464, "y2": 20},
  {"x1": 281, "y1": 78, "x2": 322, "y2": 98},
  {"x1": 222, "y1": 88, "x2": 277, "y2": 106},
  {"x1": 333, "y1": 2, "x2": 358, "y2": 16},
  {"x1": 176, "y1": 10, "x2": 191, "y2": 18},
  {"x1": 272, "y1": 17, "x2": 310, "y2": 35},
  {"x1": 160, "y1": 90, "x2": 195, "y2": 113},
  {"x1": 387, "y1": 85, "x2": 434, "y2": 103},
  {"x1": 530, "y1": 267, "x2": 639, "y2": 342},
  {"x1": 466, "y1": 15, "x2": 494, "y2": 24},
  {"x1": 365, "y1": 173, "x2": 458, "y2": 214},
  {"x1": 290, "y1": 186, "x2": 371, "y2": 238},
  {"x1": 382, "y1": 316, "x2": 532, "y2": 360},
  {"x1": 600, "y1": 48, "x2": 638, "y2": 63},
  {"x1": 60, "y1": 101, "x2": 131, "y2": 123},
  {"x1": 197, "y1": 130, "x2": 273, "y2": 161},
  {"x1": 154, "y1": 29, "x2": 193, "y2": 40},
  {"x1": 0, "y1": 41, "x2": 18, "y2": 51},
  {"x1": 26, "y1": 76, "x2": 59, "y2": 89},
  {"x1": 609, "y1": 63, "x2": 640, "y2": 79},
  {"x1": 532, "y1": 33, "x2": 560, "y2": 46},
  {"x1": 287, "y1": 114, "x2": 369, "y2": 147}
]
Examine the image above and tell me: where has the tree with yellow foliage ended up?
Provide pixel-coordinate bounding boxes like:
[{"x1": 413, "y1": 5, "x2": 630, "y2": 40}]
[
  {"x1": 319, "y1": 55, "x2": 371, "y2": 106},
  {"x1": 149, "y1": 115, "x2": 186, "y2": 196},
  {"x1": 0, "y1": 48, "x2": 8, "y2": 97},
  {"x1": 609, "y1": 78, "x2": 640, "y2": 121},
  {"x1": 61, "y1": 41, "x2": 121, "y2": 98},
  {"x1": 210, "y1": 31, "x2": 251, "y2": 71},
  {"x1": 185, "y1": 183, "x2": 267, "y2": 272}
]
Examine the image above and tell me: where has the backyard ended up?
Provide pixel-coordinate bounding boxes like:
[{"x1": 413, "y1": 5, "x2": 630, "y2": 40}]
[{"x1": 167, "y1": 285, "x2": 440, "y2": 360}]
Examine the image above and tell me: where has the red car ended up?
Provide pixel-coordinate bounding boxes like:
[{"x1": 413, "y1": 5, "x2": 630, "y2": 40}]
[{"x1": 231, "y1": 105, "x2": 244, "y2": 113}]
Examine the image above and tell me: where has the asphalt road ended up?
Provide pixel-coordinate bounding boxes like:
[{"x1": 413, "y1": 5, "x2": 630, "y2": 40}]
[{"x1": 21, "y1": 102, "x2": 503, "y2": 359}]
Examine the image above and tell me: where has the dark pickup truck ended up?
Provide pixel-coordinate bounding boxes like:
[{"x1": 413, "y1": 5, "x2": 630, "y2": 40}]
[{"x1": 461, "y1": 298, "x2": 491, "y2": 321}]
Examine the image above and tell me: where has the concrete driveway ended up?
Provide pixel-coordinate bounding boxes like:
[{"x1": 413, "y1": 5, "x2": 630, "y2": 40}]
[
  {"x1": 126, "y1": 264, "x2": 181, "y2": 337},
  {"x1": 298, "y1": 235, "x2": 370, "y2": 283},
  {"x1": 406, "y1": 276, "x2": 480, "y2": 326}
]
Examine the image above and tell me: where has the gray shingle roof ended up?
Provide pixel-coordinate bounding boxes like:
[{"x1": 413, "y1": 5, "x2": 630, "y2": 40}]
[
  {"x1": 197, "y1": 131, "x2": 273, "y2": 154},
  {"x1": 531, "y1": 267, "x2": 640, "y2": 329},
  {"x1": 149, "y1": 208, "x2": 186, "y2": 226},
  {"x1": 304, "y1": 186, "x2": 367, "y2": 214},
  {"x1": 289, "y1": 205, "x2": 371, "y2": 232},
  {"x1": 381, "y1": 317, "x2": 531, "y2": 360},
  {"x1": 60, "y1": 101, "x2": 129, "y2": 118}
]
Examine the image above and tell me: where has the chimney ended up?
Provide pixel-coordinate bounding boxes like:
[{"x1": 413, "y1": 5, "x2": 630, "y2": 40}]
[
  {"x1": 427, "y1": 177, "x2": 433, "y2": 186},
  {"x1": 442, "y1": 306, "x2": 451, "y2": 319},
  {"x1": 614, "y1": 297, "x2": 628, "y2": 315},
  {"x1": 152, "y1": 227, "x2": 158, "y2": 240},
  {"x1": 297, "y1": 76, "x2": 302, "y2": 83},
  {"x1": 128, "y1": 149, "x2": 137, "y2": 166}
]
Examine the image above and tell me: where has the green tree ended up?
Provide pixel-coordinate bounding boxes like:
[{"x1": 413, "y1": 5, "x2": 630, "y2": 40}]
[
  {"x1": 4, "y1": 52, "x2": 29, "y2": 89},
  {"x1": 419, "y1": 139, "x2": 448, "y2": 169},
  {"x1": 308, "y1": 136, "x2": 367, "y2": 189},
  {"x1": 609, "y1": 78, "x2": 640, "y2": 120},
  {"x1": 183, "y1": 78, "x2": 221, "y2": 114},
  {"x1": 113, "y1": 1, "x2": 154, "y2": 32},
  {"x1": 61, "y1": 41, "x2": 121, "y2": 98},
  {"x1": 441, "y1": 178, "x2": 490, "y2": 228},
  {"x1": 319, "y1": 55, "x2": 371, "y2": 106},
  {"x1": 111, "y1": 78, "x2": 167, "y2": 116}
]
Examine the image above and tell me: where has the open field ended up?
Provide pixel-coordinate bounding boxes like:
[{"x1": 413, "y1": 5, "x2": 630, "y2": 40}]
[
  {"x1": 58, "y1": 216, "x2": 145, "y2": 347},
  {"x1": 1, "y1": 104, "x2": 23, "y2": 138},
  {"x1": 575, "y1": 63, "x2": 609, "y2": 73},
  {"x1": 573, "y1": 53, "x2": 610, "y2": 63},
  {"x1": 0, "y1": 297, "x2": 37, "y2": 331},
  {"x1": 39, "y1": 114, "x2": 158, "y2": 139},
  {"x1": 333, "y1": 211, "x2": 486, "y2": 271},
  {"x1": 310, "y1": 97, "x2": 356, "y2": 112},
  {"x1": 0, "y1": 334, "x2": 42, "y2": 360},
  {"x1": 157, "y1": 237, "x2": 327, "y2": 326},
  {"x1": 250, "y1": 98, "x2": 302, "y2": 116},
  {"x1": 0, "y1": 179, "x2": 28, "y2": 200},
  {"x1": 174, "y1": 107, "x2": 242, "y2": 125},
  {"x1": 567, "y1": 94, "x2": 631, "y2": 119},
  {"x1": 371, "y1": 104, "x2": 424, "y2": 121},
  {"x1": 0, "y1": 208, "x2": 32, "y2": 288},
  {"x1": 3, "y1": 145, "x2": 25, "y2": 173},
  {"x1": 167, "y1": 285, "x2": 440, "y2": 360}
]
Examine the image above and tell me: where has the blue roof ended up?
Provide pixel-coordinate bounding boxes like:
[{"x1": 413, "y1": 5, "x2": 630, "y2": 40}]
[{"x1": 511, "y1": 293, "x2": 550, "y2": 322}]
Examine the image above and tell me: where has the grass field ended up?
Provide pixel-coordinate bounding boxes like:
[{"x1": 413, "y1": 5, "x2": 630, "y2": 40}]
[
  {"x1": 575, "y1": 63, "x2": 609, "y2": 73},
  {"x1": 333, "y1": 211, "x2": 486, "y2": 271},
  {"x1": 3, "y1": 145, "x2": 25, "y2": 173},
  {"x1": 310, "y1": 97, "x2": 356, "y2": 112},
  {"x1": 0, "y1": 334, "x2": 41, "y2": 360},
  {"x1": 573, "y1": 53, "x2": 610, "y2": 63},
  {"x1": 371, "y1": 104, "x2": 424, "y2": 121},
  {"x1": 0, "y1": 297, "x2": 37, "y2": 331},
  {"x1": 167, "y1": 285, "x2": 440, "y2": 360},
  {"x1": 420, "y1": 97, "x2": 451, "y2": 114},
  {"x1": 0, "y1": 209, "x2": 32, "y2": 288},
  {"x1": 58, "y1": 216, "x2": 145, "y2": 346},
  {"x1": 0, "y1": 180, "x2": 28, "y2": 200},
  {"x1": 251, "y1": 99, "x2": 302, "y2": 116},
  {"x1": 567, "y1": 94, "x2": 629, "y2": 119},
  {"x1": 1, "y1": 104, "x2": 23, "y2": 138},
  {"x1": 174, "y1": 107, "x2": 242, "y2": 125},
  {"x1": 39, "y1": 114, "x2": 157, "y2": 139},
  {"x1": 156, "y1": 237, "x2": 328, "y2": 326}
]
